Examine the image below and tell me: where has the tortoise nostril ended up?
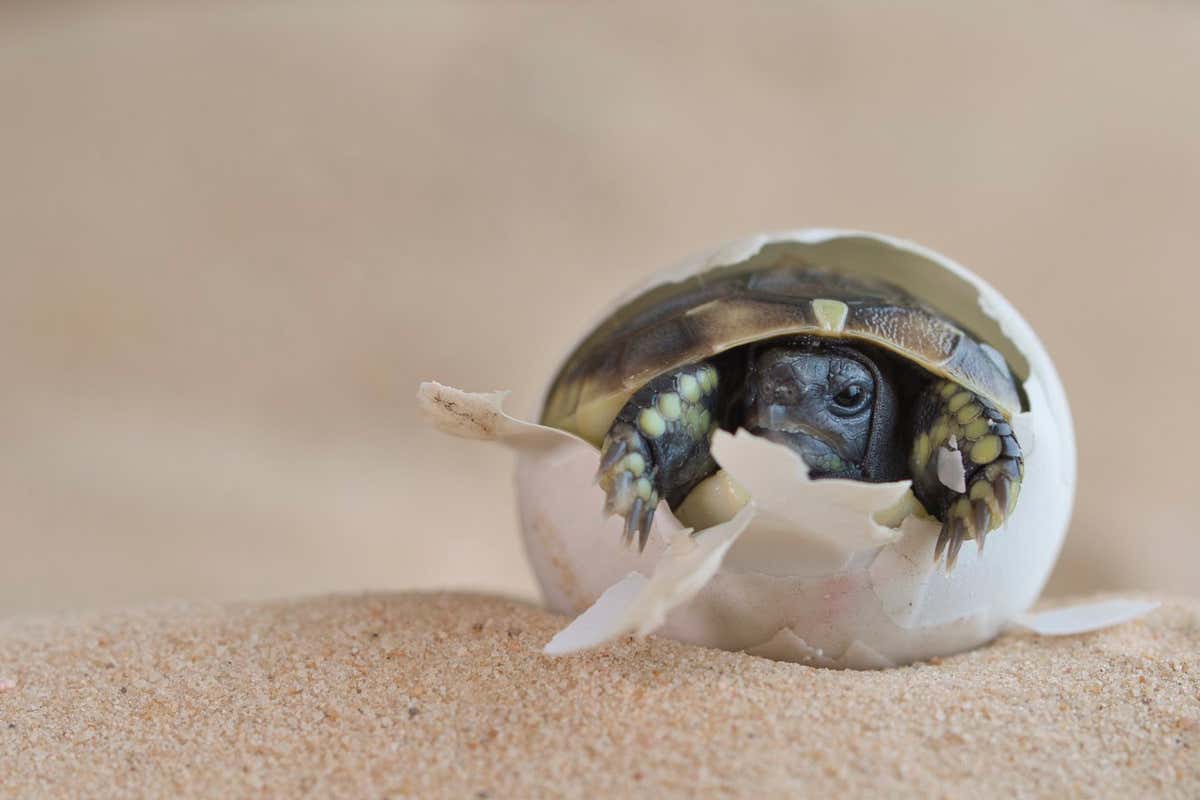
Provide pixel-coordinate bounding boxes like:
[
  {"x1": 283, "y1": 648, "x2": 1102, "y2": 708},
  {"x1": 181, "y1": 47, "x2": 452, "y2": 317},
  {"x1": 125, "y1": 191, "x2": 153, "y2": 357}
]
[{"x1": 771, "y1": 384, "x2": 799, "y2": 404}]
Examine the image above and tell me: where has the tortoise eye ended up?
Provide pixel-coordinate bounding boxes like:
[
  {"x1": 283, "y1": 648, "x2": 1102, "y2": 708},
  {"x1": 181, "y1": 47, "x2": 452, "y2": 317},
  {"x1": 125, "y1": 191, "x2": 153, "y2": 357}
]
[{"x1": 830, "y1": 383, "x2": 871, "y2": 416}]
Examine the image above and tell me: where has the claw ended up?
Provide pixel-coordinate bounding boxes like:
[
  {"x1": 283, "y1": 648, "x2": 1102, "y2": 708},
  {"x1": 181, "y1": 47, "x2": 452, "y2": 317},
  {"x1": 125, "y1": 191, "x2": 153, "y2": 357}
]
[
  {"x1": 934, "y1": 519, "x2": 951, "y2": 563},
  {"x1": 595, "y1": 438, "x2": 628, "y2": 480},
  {"x1": 945, "y1": 516, "x2": 967, "y2": 570},
  {"x1": 624, "y1": 497, "x2": 645, "y2": 546},
  {"x1": 972, "y1": 501, "x2": 992, "y2": 552},
  {"x1": 638, "y1": 504, "x2": 656, "y2": 552},
  {"x1": 605, "y1": 471, "x2": 634, "y2": 516},
  {"x1": 993, "y1": 476, "x2": 1011, "y2": 518}
]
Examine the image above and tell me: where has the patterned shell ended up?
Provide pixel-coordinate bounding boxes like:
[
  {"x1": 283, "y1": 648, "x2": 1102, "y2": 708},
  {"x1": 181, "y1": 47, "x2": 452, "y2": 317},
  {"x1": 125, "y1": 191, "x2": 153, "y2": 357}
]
[{"x1": 542, "y1": 258, "x2": 1022, "y2": 446}]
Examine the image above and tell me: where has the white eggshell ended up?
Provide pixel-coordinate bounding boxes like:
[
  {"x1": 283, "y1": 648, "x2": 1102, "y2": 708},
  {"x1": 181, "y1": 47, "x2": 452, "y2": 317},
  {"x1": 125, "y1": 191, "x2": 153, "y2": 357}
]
[{"x1": 425, "y1": 230, "x2": 1090, "y2": 667}]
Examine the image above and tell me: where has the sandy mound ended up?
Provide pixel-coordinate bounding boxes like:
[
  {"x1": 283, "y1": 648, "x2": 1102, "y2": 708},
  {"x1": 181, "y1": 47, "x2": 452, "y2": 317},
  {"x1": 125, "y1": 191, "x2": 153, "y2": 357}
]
[{"x1": 1, "y1": 593, "x2": 1196, "y2": 797}]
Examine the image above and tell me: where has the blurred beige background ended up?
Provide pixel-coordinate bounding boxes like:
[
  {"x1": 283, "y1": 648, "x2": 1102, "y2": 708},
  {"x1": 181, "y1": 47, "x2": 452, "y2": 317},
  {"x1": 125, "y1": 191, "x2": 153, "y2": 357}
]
[{"x1": 1, "y1": 2, "x2": 1197, "y2": 617}]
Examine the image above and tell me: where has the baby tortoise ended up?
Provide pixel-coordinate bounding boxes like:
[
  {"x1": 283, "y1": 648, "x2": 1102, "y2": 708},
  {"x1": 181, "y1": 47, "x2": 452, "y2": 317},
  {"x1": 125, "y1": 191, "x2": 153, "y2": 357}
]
[{"x1": 541, "y1": 261, "x2": 1025, "y2": 569}]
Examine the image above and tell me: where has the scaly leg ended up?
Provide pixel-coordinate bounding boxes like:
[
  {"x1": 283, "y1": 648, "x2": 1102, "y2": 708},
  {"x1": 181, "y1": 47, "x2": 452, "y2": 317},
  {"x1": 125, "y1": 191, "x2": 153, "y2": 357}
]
[
  {"x1": 909, "y1": 379, "x2": 1024, "y2": 569},
  {"x1": 596, "y1": 363, "x2": 722, "y2": 551}
]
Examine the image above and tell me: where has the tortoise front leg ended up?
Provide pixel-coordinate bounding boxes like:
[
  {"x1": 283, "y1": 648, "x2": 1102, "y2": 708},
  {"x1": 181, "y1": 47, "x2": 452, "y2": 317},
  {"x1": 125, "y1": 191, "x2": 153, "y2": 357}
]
[
  {"x1": 596, "y1": 363, "x2": 721, "y2": 551},
  {"x1": 910, "y1": 380, "x2": 1024, "y2": 569}
]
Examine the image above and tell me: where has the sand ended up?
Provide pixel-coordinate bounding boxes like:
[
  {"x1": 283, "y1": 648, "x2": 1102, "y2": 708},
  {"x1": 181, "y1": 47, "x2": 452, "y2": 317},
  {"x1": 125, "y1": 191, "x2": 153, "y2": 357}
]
[{"x1": 1, "y1": 593, "x2": 1197, "y2": 798}]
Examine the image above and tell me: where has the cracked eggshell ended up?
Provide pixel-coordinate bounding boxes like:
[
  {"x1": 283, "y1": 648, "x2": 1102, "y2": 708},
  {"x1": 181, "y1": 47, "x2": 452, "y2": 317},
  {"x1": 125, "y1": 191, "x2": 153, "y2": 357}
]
[{"x1": 504, "y1": 231, "x2": 1073, "y2": 667}]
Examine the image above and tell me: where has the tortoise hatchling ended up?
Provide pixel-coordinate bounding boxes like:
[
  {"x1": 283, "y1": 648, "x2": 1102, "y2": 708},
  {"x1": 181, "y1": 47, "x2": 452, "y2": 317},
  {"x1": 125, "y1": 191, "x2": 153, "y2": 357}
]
[
  {"x1": 419, "y1": 230, "x2": 1079, "y2": 666},
  {"x1": 541, "y1": 265, "x2": 1025, "y2": 569}
]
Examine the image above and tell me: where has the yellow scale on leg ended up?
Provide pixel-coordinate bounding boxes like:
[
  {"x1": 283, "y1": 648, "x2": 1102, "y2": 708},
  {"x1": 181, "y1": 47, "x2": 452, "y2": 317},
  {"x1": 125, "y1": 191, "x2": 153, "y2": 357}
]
[{"x1": 910, "y1": 380, "x2": 1024, "y2": 567}]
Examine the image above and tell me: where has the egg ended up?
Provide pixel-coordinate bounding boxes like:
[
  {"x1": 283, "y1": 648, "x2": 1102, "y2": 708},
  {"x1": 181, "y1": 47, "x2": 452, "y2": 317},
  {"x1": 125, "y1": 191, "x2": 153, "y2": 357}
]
[{"x1": 421, "y1": 230, "x2": 1137, "y2": 668}]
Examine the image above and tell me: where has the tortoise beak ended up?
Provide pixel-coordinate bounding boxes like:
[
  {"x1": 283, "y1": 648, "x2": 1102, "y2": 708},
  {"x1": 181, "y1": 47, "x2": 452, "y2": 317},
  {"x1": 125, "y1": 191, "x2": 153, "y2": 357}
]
[
  {"x1": 745, "y1": 423, "x2": 858, "y2": 478},
  {"x1": 754, "y1": 418, "x2": 848, "y2": 453}
]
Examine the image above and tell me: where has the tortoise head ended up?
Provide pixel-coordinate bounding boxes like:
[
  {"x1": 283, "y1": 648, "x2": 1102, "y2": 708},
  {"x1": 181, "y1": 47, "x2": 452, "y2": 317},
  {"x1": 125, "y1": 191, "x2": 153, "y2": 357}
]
[{"x1": 743, "y1": 339, "x2": 900, "y2": 481}]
